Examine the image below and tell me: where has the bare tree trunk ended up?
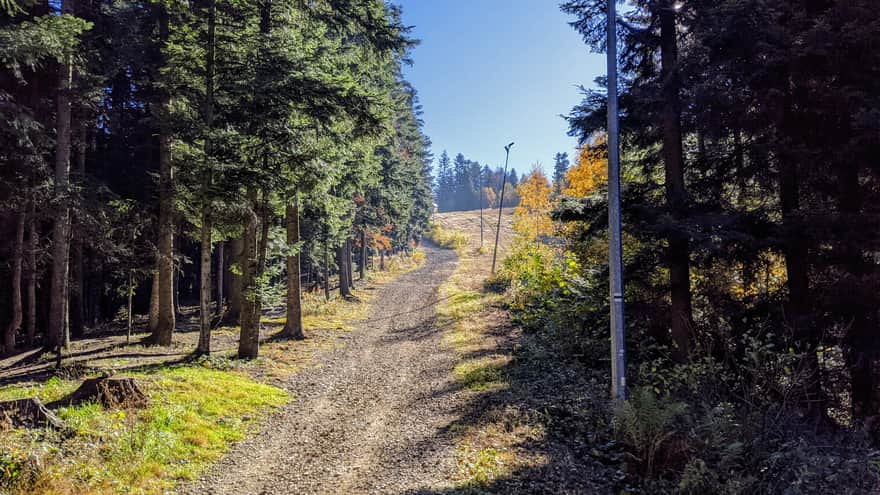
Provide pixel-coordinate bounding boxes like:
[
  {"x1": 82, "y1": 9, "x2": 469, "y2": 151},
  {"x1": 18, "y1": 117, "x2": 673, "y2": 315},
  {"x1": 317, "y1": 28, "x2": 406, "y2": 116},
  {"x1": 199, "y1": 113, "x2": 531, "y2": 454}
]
[
  {"x1": 196, "y1": 0, "x2": 216, "y2": 356},
  {"x1": 173, "y1": 250, "x2": 181, "y2": 316},
  {"x1": 4, "y1": 213, "x2": 25, "y2": 355},
  {"x1": 323, "y1": 242, "x2": 330, "y2": 301},
  {"x1": 338, "y1": 242, "x2": 351, "y2": 298},
  {"x1": 215, "y1": 241, "x2": 224, "y2": 317},
  {"x1": 197, "y1": 212, "x2": 212, "y2": 355},
  {"x1": 152, "y1": 6, "x2": 175, "y2": 346},
  {"x1": 380, "y1": 249, "x2": 385, "y2": 271},
  {"x1": 25, "y1": 202, "x2": 37, "y2": 348},
  {"x1": 48, "y1": 0, "x2": 74, "y2": 352},
  {"x1": 148, "y1": 267, "x2": 159, "y2": 333},
  {"x1": 778, "y1": 93, "x2": 824, "y2": 420},
  {"x1": 660, "y1": 3, "x2": 692, "y2": 362},
  {"x1": 283, "y1": 199, "x2": 304, "y2": 339},
  {"x1": 238, "y1": 189, "x2": 260, "y2": 359},
  {"x1": 359, "y1": 228, "x2": 367, "y2": 281},
  {"x1": 838, "y1": 156, "x2": 875, "y2": 422},
  {"x1": 70, "y1": 123, "x2": 86, "y2": 339},
  {"x1": 346, "y1": 238, "x2": 354, "y2": 290},
  {"x1": 126, "y1": 271, "x2": 133, "y2": 344}
]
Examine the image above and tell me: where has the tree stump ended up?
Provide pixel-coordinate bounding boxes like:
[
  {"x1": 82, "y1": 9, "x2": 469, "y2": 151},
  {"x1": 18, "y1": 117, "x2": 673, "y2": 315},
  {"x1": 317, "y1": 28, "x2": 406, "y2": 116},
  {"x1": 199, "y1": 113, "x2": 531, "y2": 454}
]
[
  {"x1": 54, "y1": 377, "x2": 149, "y2": 409},
  {"x1": 0, "y1": 398, "x2": 65, "y2": 430}
]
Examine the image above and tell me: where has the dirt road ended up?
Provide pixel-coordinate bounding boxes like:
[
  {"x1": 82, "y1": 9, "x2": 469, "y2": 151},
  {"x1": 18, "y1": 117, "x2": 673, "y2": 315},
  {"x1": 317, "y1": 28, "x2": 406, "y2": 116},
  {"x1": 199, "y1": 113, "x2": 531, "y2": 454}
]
[{"x1": 180, "y1": 243, "x2": 461, "y2": 495}]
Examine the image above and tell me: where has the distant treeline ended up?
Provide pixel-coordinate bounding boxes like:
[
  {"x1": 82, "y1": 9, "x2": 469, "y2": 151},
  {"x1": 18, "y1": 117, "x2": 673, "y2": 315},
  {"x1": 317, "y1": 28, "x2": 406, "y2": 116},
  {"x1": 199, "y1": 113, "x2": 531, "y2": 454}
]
[{"x1": 434, "y1": 151, "x2": 521, "y2": 213}]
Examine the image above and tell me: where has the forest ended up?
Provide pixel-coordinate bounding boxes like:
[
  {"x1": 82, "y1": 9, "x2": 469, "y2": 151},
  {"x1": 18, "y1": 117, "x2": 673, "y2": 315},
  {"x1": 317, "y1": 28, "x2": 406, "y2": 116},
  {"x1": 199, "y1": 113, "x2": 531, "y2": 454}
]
[
  {"x1": 1, "y1": 0, "x2": 879, "y2": 493},
  {"x1": 434, "y1": 150, "x2": 522, "y2": 213},
  {"x1": 481, "y1": 0, "x2": 880, "y2": 492},
  {"x1": 0, "y1": 0, "x2": 433, "y2": 360}
]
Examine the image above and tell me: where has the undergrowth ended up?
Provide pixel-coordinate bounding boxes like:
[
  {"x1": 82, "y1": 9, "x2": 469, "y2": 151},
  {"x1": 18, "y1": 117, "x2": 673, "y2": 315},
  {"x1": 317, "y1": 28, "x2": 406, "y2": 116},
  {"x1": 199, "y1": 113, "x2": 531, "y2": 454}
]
[{"x1": 491, "y1": 238, "x2": 880, "y2": 494}]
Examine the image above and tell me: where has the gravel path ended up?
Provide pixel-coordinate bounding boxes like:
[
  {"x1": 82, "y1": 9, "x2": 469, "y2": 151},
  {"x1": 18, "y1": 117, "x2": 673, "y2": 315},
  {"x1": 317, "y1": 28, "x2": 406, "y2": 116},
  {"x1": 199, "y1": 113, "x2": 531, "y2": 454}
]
[{"x1": 180, "y1": 244, "x2": 461, "y2": 495}]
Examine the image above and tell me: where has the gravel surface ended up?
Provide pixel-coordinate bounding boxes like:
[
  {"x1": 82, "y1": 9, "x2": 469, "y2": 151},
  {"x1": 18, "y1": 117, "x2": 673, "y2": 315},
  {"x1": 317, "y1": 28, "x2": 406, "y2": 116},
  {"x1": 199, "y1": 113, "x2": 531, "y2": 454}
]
[{"x1": 179, "y1": 244, "x2": 461, "y2": 495}]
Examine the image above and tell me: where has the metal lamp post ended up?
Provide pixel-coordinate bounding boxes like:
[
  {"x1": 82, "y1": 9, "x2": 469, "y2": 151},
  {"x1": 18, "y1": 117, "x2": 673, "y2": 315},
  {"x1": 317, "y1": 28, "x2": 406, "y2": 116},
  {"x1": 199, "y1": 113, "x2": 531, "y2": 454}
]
[
  {"x1": 491, "y1": 142, "x2": 514, "y2": 274},
  {"x1": 607, "y1": 0, "x2": 627, "y2": 400}
]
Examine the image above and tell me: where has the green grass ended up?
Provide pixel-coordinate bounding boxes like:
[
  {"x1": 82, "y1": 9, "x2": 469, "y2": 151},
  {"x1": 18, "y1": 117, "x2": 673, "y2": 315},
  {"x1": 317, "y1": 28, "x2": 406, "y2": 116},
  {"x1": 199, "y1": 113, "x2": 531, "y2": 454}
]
[
  {"x1": 0, "y1": 366, "x2": 287, "y2": 494},
  {"x1": 457, "y1": 444, "x2": 509, "y2": 487},
  {"x1": 453, "y1": 356, "x2": 509, "y2": 392}
]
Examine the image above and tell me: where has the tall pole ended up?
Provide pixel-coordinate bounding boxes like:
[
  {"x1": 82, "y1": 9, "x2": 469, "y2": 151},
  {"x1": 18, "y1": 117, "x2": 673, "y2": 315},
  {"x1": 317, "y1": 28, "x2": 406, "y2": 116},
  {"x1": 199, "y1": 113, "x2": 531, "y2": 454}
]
[
  {"x1": 607, "y1": 0, "x2": 627, "y2": 400},
  {"x1": 491, "y1": 143, "x2": 514, "y2": 273}
]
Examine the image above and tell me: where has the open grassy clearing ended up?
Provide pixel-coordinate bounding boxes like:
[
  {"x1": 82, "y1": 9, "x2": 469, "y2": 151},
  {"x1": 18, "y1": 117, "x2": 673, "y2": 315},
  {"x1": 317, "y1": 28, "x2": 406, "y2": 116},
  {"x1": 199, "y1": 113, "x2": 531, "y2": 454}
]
[{"x1": 0, "y1": 250, "x2": 424, "y2": 495}]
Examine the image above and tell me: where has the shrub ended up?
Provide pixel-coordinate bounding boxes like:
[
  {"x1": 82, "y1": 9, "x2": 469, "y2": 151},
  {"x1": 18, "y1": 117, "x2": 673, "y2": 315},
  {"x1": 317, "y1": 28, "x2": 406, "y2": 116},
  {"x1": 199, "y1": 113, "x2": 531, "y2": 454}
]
[
  {"x1": 426, "y1": 222, "x2": 467, "y2": 252},
  {"x1": 613, "y1": 387, "x2": 689, "y2": 477}
]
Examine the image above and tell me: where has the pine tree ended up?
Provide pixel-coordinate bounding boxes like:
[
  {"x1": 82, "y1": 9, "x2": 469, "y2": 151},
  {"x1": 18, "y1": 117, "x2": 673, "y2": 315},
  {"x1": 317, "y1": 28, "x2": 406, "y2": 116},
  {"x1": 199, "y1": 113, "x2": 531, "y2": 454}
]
[{"x1": 552, "y1": 152, "x2": 570, "y2": 195}]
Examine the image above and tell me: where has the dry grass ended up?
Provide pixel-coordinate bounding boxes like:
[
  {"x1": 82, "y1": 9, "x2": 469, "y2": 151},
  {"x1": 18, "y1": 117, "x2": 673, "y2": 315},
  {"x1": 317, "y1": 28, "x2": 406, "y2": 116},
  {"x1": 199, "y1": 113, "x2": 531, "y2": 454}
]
[{"x1": 434, "y1": 209, "x2": 548, "y2": 486}]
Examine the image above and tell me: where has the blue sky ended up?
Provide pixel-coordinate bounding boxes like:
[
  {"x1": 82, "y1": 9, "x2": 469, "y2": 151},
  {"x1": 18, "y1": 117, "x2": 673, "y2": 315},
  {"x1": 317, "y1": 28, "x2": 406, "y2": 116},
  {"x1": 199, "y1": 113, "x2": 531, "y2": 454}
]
[{"x1": 395, "y1": 0, "x2": 606, "y2": 176}]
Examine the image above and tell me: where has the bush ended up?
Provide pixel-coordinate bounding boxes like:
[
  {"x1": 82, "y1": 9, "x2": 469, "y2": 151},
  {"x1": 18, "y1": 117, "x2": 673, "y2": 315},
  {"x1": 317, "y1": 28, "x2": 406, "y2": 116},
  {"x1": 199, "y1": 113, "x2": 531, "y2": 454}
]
[
  {"x1": 426, "y1": 222, "x2": 467, "y2": 252},
  {"x1": 613, "y1": 387, "x2": 689, "y2": 477}
]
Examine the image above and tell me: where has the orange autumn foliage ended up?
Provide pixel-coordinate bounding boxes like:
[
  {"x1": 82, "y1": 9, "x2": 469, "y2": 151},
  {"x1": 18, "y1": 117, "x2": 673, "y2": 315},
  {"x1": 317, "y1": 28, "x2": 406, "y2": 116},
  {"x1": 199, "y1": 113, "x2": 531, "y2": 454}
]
[
  {"x1": 564, "y1": 133, "x2": 608, "y2": 198},
  {"x1": 514, "y1": 166, "x2": 554, "y2": 239}
]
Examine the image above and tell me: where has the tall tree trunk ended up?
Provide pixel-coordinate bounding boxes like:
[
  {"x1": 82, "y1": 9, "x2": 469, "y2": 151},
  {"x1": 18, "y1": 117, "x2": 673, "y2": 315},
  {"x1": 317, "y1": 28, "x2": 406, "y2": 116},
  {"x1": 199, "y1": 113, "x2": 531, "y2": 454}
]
[
  {"x1": 25, "y1": 199, "x2": 37, "y2": 348},
  {"x1": 283, "y1": 199, "x2": 304, "y2": 339},
  {"x1": 4, "y1": 213, "x2": 25, "y2": 355},
  {"x1": 70, "y1": 123, "x2": 86, "y2": 339},
  {"x1": 48, "y1": 0, "x2": 75, "y2": 351},
  {"x1": 778, "y1": 94, "x2": 823, "y2": 419},
  {"x1": 660, "y1": 3, "x2": 692, "y2": 362},
  {"x1": 346, "y1": 238, "x2": 354, "y2": 289},
  {"x1": 197, "y1": 212, "x2": 212, "y2": 355},
  {"x1": 152, "y1": 6, "x2": 175, "y2": 345},
  {"x1": 173, "y1": 249, "x2": 181, "y2": 316},
  {"x1": 196, "y1": 0, "x2": 216, "y2": 356},
  {"x1": 338, "y1": 242, "x2": 351, "y2": 298},
  {"x1": 839, "y1": 157, "x2": 875, "y2": 421},
  {"x1": 215, "y1": 241, "x2": 224, "y2": 317},
  {"x1": 359, "y1": 228, "x2": 367, "y2": 281},
  {"x1": 69, "y1": 122, "x2": 88, "y2": 337},
  {"x1": 323, "y1": 242, "x2": 330, "y2": 300},
  {"x1": 238, "y1": 189, "x2": 260, "y2": 359},
  {"x1": 126, "y1": 271, "x2": 133, "y2": 344},
  {"x1": 227, "y1": 237, "x2": 243, "y2": 322},
  {"x1": 148, "y1": 267, "x2": 159, "y2": 333}
]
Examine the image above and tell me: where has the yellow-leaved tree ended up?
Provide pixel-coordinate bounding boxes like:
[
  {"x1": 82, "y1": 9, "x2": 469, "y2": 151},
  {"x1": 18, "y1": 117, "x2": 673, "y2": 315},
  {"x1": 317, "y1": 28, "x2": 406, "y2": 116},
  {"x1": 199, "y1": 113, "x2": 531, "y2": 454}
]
[
  {"x1": 564, "y1": 133, "x2": 608, "y2": 198},
  {"x1": 514, "y1": 166, "x2": 553, "y2": 239}
]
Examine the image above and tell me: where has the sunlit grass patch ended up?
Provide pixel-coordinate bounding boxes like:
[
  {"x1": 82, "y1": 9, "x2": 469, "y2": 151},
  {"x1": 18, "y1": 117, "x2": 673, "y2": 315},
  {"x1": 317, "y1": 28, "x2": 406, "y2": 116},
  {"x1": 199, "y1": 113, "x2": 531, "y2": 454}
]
[
  {"x1": 457, "y1": 444, "x2": 510, "y2": 487},
  {"x1": 0, "y1": 367, "x2": 287, "y2": 494},
  {"x1": 453, "y1": 355, "x2": 510, "y2": 392},
  {"x1": 427, "y1": 222, "x2": 468, "y2": 252}
]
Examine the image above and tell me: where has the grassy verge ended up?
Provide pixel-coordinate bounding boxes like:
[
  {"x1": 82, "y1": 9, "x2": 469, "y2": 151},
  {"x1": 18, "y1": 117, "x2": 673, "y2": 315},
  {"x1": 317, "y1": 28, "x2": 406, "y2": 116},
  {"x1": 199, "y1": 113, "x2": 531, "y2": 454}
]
[
  {"x1": 0, "y1": 366, "x2": 287, "y2": 494},
  {"x1": 0, "y1": 249, "x2": 425, "y2": 494},
  {"x1": 433, "y1": 215, "x2": 533, "y2": 488},
  {"x1": 434, "y1": 210, "x2": 615, "y2": 493}
]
